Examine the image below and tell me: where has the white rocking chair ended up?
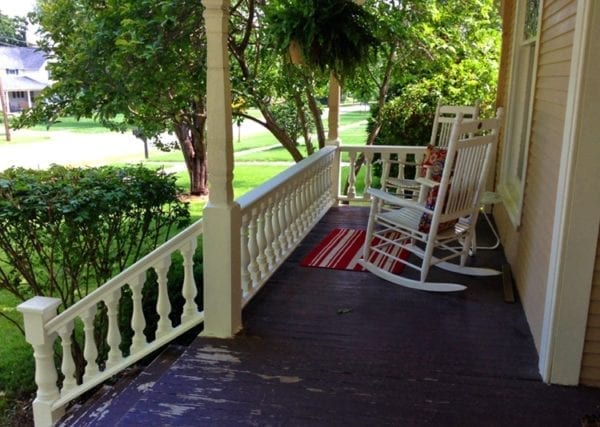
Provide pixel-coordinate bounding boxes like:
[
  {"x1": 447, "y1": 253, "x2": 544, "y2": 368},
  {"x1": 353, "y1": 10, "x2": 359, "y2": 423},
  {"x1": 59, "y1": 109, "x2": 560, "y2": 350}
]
[
  {"x1": 383, "y1": 99, "x2": 481, "y2": 198},
  {"x1": 361, "y1": 108, "x2": 502, "y2": 292}
]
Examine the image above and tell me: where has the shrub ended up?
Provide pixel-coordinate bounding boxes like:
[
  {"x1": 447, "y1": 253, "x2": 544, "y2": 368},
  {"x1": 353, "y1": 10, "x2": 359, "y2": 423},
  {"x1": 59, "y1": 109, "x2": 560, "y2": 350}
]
[{"x1": 0, "y1": 164, "x2": 191, "y2": 379}]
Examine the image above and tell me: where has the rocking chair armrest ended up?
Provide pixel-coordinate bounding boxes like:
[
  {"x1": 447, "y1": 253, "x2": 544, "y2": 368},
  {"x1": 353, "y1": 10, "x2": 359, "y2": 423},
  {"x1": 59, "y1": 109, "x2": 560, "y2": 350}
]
[
  {"x1": 415, "y1": 177, "x2": 440, "y2": 188},
  {"x1": 367, "y1": 187, "x2": 427, "y2": 211}
]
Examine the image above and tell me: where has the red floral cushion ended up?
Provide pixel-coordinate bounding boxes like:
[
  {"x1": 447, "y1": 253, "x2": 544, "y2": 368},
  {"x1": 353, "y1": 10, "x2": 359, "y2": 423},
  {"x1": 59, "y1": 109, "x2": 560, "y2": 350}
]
[{"x1": 418, "y1": 145, "x2": 457, "y2": 233}]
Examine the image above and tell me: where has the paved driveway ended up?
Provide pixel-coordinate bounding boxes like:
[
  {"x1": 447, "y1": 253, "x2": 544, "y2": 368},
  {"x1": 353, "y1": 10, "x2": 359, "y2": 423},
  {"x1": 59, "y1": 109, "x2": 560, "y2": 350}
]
[{"x1": 0, "y1": 129, "x2": 151, "y2": 171}]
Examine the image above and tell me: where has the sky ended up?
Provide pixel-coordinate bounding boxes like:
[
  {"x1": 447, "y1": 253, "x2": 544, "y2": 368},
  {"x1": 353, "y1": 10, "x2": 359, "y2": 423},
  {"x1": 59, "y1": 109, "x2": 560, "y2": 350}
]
[
  {"x1": 0, "y1": 0, "x2": 38, "y2": 44},
  {"x1": 0, "y1": 0, "x2": 36, "y2": 17}
]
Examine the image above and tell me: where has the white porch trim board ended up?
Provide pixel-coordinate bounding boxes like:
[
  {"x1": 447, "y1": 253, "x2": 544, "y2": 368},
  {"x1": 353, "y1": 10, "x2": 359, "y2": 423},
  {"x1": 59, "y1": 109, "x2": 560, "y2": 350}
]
[{"x1": 540, "y1": 0, "x2": 600, "y2": 384}]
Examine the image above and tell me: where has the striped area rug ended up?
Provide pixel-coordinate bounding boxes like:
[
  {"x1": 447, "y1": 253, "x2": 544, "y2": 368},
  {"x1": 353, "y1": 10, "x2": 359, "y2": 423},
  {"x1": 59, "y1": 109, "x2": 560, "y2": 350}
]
[{"x1": 300, "y1": 228, "x2": 408, "y2": 273}]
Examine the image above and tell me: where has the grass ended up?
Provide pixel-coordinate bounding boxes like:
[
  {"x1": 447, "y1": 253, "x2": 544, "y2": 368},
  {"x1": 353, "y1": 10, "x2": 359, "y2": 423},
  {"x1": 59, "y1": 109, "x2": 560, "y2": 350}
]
[
  {"x1": 0, "y1": 291, "x2": 36, "y2": 424},
  {"x1": 27, "y1": 116, "x2": 128, "y2": 134}
]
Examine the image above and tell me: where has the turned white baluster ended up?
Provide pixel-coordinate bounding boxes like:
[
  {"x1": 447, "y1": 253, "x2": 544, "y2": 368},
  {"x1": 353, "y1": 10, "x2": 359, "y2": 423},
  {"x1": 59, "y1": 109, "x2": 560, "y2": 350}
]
[
  {"x1": 364, "y1": 151, "x2": 373, "y2": 198},
  {"x1": 310, "y1": 171, "x2": 319, "y2": 221},
  {"x1": 299, "y1": 180, "x2": 309, "y2": 230},
  {"x1": 294, "y1": 187, "x2": 304, "y2": 239},
  {"x1": 270, "y1": 198, "x2": 282, "y2": 262},
  {"x1": 316, "y1": 164, "x2": 326, "y2": 209},
  {"x1": 81, "y1": 305, "x2": 99, "y2": 381},
  {"x1": 247, "y1": 210, "x2": 260, "y2": 288},
  {"x1": 105, "y1": 288, "x2": 123, "y2": 369},
  {"x1": 381, "y1": 152, "x2": 391, "y2": 190},
  {"x1": 347, "y1": 151, "x2": 357, "y2": 199},
  {"x1": 240, "y1": 215, "x2": 252, "y2": 295},
  {"x1": 58, "y1": 323, "x2": 77, "y2": 393},
  {"x1": 130, "y1": 272, "x2": 147, "y2": 354},
  {"x1": 181, "y1": 239, "x2": 199, "y2": 324},
  {"x1": 155, "y1": 257, "x2": 173, "y2": 339},
  {"x1": 278, "y1": 195, "x2": 289, "y2": 254},
  {"x1": 263, "y1": 200, "x2": 275, "y2": 269},
  {"x1": 283, "y1": 190, "x2": 294, "y2": 250},
  {"x1": 291, "y1": 186, "x2": 301, "y2": 241},
  {"x1": 255, "y1": 208, "x2": 268, "y2": 278}
]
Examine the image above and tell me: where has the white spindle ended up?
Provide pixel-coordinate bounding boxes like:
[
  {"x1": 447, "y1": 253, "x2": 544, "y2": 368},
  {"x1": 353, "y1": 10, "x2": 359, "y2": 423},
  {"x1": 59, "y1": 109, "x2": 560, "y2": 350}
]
[
  {"x1": 82, "y1": 305, "x2": 99, "y2": 381},
  {"x1": 240, "y1": 215, "x2": 252, "y2": 295},
  {"x1": 181, "y1": 239, "x2": 198, "y2": 324},
  {"x1": 155, "y1": 257, "x2": 173, "y2": 339},
  {"x1": 284, "y1": 190, "x2": 294, "y2": 249},
  {"x1": 130, "y1": 272, "x2": 147, "y2": 354},
  {"x1": 300, "y1": 180, "x2": 309, "y2": 230},
  {"x1": 291, "y1": 186, "x2": 301, "y2": 240},
  {"x1": 105, "y1": 288, "x2": 122, "y2": 369},
  {"x1": 364, "y1": 151, "x2": 373, "y2": 198},
  {"x1": 347, "y1": 151, "x2": 357, "y2": 199},
  {"x1": 278, "y1": 195, "x2": 289, "y2": 254},
  {"x1": 248, "y1": 210, "x2": 260, "y2": 287},
  {"x1": 256, "y1": 208, "x2": 268, "y2": 278},
  {"x1": 270, "y1": 199, "x2": 282, "y2": 263},
  {"x1": 263, "y1": 200, "x2": 275, "y2": 269},
  {"x1": 58, "y1": 323, "x2": 77, "y2": 393}
]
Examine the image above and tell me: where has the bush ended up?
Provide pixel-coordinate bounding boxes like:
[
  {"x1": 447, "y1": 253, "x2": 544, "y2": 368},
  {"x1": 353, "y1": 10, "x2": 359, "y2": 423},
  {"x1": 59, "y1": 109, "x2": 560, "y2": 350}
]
[{"x1": 0, "y1": 164, "x2": 191, "y2": 379}]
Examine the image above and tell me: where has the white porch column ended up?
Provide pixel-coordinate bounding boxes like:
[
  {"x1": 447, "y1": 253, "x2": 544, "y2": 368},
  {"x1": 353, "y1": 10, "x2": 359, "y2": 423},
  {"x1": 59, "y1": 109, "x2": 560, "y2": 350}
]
[
  {"x1": 327, "y1": 74, "x2": 341, "y2": 145},
  {"x1": 202, "y1": 0, "x2": 242, "y2": 337},
  {"x1": 327, "y1": 74, "x2": 341, "y2": 203}
]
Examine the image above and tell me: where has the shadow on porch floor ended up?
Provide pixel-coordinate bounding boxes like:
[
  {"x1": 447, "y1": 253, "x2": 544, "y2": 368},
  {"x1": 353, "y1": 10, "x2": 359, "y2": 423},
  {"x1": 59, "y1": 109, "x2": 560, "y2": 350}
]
[{"x1": 61, "y1": 206, "x2": 600, "y2": 426}]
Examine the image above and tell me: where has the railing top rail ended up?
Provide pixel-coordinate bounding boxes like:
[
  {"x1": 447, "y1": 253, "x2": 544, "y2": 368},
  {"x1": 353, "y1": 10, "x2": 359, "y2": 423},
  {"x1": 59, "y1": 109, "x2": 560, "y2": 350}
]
[
  {"x1": 339, "y1": 145, "x2": 427, "y2": 155},
  {"x1": 237, "y1": 146, "x2": 337, "y2": 211},
  {"x1": 46, "y1": 219, "x2": 204, "y2": 331}
]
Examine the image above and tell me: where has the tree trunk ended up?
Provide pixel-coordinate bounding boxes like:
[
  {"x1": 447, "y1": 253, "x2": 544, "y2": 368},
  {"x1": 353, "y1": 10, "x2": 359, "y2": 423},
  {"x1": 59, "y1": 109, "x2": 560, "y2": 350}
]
[
  {"x1": 174, "y1": 121, "x2": 209, "y2": 196},
  {"x1": 305, "y1": 86, "x2": 326, "y2": 149}
]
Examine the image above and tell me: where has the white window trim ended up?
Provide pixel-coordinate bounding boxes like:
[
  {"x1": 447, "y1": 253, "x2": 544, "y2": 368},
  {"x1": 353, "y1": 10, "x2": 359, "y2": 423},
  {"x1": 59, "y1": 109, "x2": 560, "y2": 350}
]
[{"x1": 498, "y1": 0, "x2": 543, "y2": 227}]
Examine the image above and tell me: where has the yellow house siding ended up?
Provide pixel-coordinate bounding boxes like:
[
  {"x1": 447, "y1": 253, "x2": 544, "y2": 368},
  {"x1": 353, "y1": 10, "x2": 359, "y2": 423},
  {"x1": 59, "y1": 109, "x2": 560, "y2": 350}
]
[
  {"x1": 581, "y1": 236, "x2": 600, "y2": 386},
  {"x1": 495, "y1": 0, "x2": 576, "y2": 351}
]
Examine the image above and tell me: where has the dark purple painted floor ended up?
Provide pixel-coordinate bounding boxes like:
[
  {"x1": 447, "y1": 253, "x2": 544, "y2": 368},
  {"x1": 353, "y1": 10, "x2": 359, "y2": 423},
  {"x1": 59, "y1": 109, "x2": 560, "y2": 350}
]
[{"x1": 61, "y1": 206, "x2": 600, "y2": 426}]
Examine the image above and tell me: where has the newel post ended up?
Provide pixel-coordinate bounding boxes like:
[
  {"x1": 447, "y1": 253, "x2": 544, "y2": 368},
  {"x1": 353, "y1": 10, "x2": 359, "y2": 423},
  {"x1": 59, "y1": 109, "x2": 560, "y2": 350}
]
[
  {"x1": 17, "y1": 296, "x2": 63, "y2": 427},
  {"x1": 201, "y1": 0, "x2": 242, "y2": 338}
]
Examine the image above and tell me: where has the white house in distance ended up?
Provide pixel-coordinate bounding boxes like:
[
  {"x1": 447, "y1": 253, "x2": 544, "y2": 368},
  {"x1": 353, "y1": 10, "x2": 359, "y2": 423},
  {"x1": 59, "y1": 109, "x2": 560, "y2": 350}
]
[{"x1": 0, "y1": 46, "x2": 50, "y2": 114}]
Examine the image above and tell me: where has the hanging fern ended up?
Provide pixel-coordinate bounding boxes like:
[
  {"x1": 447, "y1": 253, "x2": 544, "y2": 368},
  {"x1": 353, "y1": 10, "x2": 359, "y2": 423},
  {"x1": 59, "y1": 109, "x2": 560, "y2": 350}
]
[{"x1": 264, "y1": 0, "x2": 379, "y2": 80}]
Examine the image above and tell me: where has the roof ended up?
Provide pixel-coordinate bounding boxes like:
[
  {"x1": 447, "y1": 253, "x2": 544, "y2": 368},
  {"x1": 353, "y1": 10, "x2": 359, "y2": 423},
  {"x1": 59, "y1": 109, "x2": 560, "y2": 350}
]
[
  {"x1": 2, "y1": 75, "x2": 48, "y2": 91},
  {"x1": 0, "y1": 46, "x2": 47, "y2": 71}
]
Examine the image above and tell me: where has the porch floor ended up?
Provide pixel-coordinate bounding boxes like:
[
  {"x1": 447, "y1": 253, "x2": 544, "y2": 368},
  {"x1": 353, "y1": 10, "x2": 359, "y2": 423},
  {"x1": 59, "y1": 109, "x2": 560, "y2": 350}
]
[{"x1": 64, "y1": 206, "x2": 600, "y2": 426}]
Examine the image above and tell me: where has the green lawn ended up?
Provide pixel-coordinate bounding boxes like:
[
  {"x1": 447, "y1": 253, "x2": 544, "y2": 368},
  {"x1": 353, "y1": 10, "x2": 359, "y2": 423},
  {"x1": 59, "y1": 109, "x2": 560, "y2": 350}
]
[
  {"x1": 0, "y1": 291, "x2": 36, "y2": 423},
  {"x1": 27, "y1": 116, "x2": 128, "y2": 134}
]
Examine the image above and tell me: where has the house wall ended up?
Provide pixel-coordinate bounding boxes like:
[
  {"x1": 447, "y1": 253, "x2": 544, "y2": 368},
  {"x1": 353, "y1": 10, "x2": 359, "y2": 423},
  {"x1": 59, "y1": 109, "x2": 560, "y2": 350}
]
[
  {"x1": 581, "y1": 233, "x2": 600, "y2": 386},
  {"x1": 495, "y1": 0, "x2": 577, "y2": 351}
]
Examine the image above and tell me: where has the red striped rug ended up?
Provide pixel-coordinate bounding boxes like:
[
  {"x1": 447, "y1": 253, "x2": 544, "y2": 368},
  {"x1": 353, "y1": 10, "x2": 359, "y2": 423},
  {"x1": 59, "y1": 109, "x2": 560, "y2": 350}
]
[{"x1": 300, "y1": 228, "x2": 408, "y2": 273}]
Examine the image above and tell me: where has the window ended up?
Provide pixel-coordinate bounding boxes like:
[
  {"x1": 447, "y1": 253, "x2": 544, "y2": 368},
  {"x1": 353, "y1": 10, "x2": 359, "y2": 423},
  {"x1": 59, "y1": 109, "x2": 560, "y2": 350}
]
[{"x1": 499, "y1": 0, "x2": 540, "y2": 226}]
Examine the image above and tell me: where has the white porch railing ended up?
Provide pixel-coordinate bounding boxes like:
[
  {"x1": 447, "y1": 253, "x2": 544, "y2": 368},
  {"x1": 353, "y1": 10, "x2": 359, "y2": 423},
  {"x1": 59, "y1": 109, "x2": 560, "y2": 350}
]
[
  {"x1": 337, "y1": 145, "x2": 427, "y2": 203},
  {"x1": 17, "y1": 143, "x2": 425, "y2": 426},
  {"x1": 237, "y1": 146, "x2": 337, "y2": 304}
]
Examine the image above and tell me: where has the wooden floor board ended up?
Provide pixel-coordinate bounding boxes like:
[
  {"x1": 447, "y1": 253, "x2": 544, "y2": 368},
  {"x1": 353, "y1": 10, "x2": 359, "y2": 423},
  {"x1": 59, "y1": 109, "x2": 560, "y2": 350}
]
[{"x1": 66, "y1": 206, "x2": 600, "y2": 426}]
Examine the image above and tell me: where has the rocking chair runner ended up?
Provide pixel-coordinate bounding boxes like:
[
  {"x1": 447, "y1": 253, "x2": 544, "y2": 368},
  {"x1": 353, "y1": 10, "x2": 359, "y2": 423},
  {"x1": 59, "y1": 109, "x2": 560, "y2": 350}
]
[{"x1": 361, "y1": 108, "x2": 503, "y2": 292}]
